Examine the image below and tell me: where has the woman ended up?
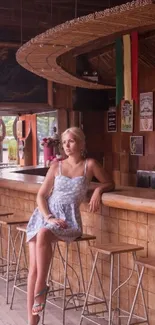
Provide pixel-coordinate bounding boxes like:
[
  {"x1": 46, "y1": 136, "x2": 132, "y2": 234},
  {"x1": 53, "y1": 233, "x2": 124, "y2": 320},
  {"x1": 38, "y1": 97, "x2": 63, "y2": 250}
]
[{"x1": 27, "y1": 127, "x2": 114, "y2": 325}]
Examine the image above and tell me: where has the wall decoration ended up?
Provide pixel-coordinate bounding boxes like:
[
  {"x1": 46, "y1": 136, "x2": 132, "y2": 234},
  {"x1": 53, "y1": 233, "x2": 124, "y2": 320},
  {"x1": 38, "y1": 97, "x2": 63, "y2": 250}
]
[
  {"x1": 131, "y1": 31, "x2": 138, "y2": 104},
  {"x1": 115, "y1": 38, "x2": 124, "y2": 106},
  {"x1": 0, "y1": 48, "x2": 47, "y2": 103},
  {"x1": 107, "y1": 107, "x2": 117, "y2": 132},
  {"x1": 140, "y1": 92, "x2": 153, "y2": 131},
  {"x1": 130, "y1": 136, "x2": 144, "y2": 156},
  {"x1": 121, "y1": 99, "x2": 133, "y2": 132}
]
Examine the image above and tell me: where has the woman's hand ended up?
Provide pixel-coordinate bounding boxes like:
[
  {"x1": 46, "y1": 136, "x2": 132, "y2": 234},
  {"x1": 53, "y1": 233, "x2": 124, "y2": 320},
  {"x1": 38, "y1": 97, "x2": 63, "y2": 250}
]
[
  {"x1": 47, "y1": 218, "x2": 68, "y2": 229},
  {"x1": 88, "y1": 188, "x2": 101, "y2": 213}
]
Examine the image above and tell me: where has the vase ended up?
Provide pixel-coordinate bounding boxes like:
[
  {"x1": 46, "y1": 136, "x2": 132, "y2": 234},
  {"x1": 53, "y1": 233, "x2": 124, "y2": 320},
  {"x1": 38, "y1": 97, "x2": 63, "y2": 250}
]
[{"x1": 43, "y1": 145, "x2": 53, "y2": 166}]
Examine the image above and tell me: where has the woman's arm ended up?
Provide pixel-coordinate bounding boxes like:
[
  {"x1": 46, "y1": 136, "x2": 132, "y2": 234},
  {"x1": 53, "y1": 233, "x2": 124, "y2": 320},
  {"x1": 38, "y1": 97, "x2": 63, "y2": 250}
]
[
  {"x1": 36, "y1": 161, "x2": 58, "y2": 219},
  {"x1": 88, "y1": 159, "x2": 114, "y2": 212}
]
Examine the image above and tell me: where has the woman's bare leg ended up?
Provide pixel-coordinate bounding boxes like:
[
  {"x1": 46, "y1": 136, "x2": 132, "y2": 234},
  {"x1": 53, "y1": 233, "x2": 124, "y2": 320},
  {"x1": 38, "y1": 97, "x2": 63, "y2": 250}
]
[
  {"x1": 27, "y1": 239, "x2": 38, "y2": 325},
  {"x1": 32, "y1": 228, "x2": 57, "y2": 314}
]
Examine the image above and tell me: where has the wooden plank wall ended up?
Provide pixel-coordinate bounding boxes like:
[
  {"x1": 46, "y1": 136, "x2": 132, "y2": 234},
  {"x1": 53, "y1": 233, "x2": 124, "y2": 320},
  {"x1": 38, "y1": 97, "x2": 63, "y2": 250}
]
[
  {"x1": 82, "y1": 65, "x2": 155, "y2": 186},
  {"x1": 52, "y1": 60, "x2": 155, "y2": 187}
]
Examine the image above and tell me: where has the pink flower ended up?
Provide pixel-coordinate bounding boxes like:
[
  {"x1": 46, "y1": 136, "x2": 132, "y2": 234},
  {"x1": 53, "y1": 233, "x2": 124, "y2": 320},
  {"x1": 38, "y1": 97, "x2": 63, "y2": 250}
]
[{"x1": 41, "y1": 136, "x2": 60, "y2": 147}]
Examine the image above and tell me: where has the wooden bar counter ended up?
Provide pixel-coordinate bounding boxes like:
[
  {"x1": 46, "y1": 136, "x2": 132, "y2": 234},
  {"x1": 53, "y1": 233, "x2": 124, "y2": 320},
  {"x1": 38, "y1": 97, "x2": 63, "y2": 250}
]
[{"x1": 0, "y1": 167, "x2": 155, "y2": 323}]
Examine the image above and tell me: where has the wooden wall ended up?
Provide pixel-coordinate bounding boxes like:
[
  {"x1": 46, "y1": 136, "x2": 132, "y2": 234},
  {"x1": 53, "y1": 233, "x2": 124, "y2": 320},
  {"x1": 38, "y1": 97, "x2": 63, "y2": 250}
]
[
  {"x1": 81, "y1": 65, "x2": 155, "y2": 186},
  {"x1": 107, "y1": 66, "x2": 155, "y2": 186},
  {"x1": 49, "y1": 57, "x2": 155, "y2": 188}
]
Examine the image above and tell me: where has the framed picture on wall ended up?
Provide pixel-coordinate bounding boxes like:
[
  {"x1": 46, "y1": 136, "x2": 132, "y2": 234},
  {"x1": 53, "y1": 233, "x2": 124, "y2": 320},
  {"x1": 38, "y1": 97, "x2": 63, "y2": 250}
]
[
  {"x1": 121, "y1": 99, "x2": 133, "y2": 132},
  {"x1": 107, "y1": 107, "x2": 117, "y2": 132},
  {"x1": 130, "y1": 136, "x2": 144, "y2": 156},
  {"x1": 140, "y1": 92, "x2": 153, "y2": 131}
]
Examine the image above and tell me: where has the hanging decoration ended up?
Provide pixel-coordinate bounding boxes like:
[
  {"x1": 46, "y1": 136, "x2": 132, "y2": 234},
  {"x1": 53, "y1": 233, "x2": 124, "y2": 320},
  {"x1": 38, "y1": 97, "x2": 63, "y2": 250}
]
[
  {"x1": 115, "y1": 38, "x2": 124, "y2": 106},
  {"x1": 123, "y1": 34, "x2": 132, "y2": 101},
  {"x1": 121, "y1": 99, "x2": 133, "y2": 132},
  {"x1": 140, "y1": 92, "x2": 153, "y2": 131},
  {"x1": 131, "y1": 31, "x2": 138, "y2": 104}
]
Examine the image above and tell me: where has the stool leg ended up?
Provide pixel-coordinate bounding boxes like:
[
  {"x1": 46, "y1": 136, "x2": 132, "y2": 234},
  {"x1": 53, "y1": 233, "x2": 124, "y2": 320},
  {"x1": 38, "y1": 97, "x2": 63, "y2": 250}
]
[
  {"x1": 127, "y1": 251, "x2": 149, "y2": 325},
  {"x1": 89, "y1": 246, "x2": 108, "y2": 312},
  {"x1": 10, "y1": 229, "x2": 17, "y2": 265},
  {"x1": 76, "y1": 242, "x2": 86, "y2": 294},
  {"x1": 117, "y1": 254, "x2": 121, "y2": 325},
  {"x1": 79, "y1": 252, "x2": 99, "y2": 325},
  {"x1": 22, "y1": 234, "x2": 28, "y2": 272},
  {"x1": 0, "y1": 224, "x2": 4, "y2": 274},
  {"x1": 42, "y1": 243, "x2": 56, "y2": 325},
  {"x1": 108, "y1": 253, "x2": 114, "y2": 325},
  {"x1": 62, "y1": 243, "x2": 69, "y2": 325},
  {"x1": 46, "y1": 243, "x2": 56, "y2": 289},
  {"x1": 6, "y1": 225, "x2": 11, "y2": 304},
  {"x1": 127, "y1": 266, "x2": 145, "y2": 325},
  {"x1": 57, "y1": 243, "x2": 77, "y2": 309},
  {"x1": 134, "y1": 252, "x2": 149, "y2": 324},
  {"x1": 10, "y1": 231, "x2": 25, "y2": 309}
]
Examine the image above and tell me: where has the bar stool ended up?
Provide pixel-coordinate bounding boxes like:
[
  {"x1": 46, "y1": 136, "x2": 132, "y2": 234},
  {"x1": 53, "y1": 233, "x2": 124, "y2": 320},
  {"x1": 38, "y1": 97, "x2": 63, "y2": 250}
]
[
  {"x1": 10, "y1": 225, "x2": 28, "y2": 309},
  {"x1": 127, "y1": 257, "x2": 153, "y2": 325},
  {"x1": 80, "y1": 242, "x2": 144, "y2": 325},
  {"x1": 0, "y1": 211, "x2": 14, "y2": 268},
  {"x1": 0, "y1": 217, "x2": 28, "y2": 304},
  {"x1": 10, "y1": 228, "x2": 97, "y2": 325},
  {"x1": 44, "y1": 234, "x2": 97, "y2": 325}
]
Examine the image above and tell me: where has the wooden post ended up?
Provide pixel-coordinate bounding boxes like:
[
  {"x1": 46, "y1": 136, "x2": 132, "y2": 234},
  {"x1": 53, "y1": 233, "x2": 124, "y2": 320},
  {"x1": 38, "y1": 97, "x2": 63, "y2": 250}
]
[
  {"x1": 0, "y1": 142, "x2": 2, "y2": 162},
  {"x1": 48, "y1": 81, "x2": 54, "y2": 107},
  {"x1": 69, "y1": 111, "x2": 79, "y2": 127}
]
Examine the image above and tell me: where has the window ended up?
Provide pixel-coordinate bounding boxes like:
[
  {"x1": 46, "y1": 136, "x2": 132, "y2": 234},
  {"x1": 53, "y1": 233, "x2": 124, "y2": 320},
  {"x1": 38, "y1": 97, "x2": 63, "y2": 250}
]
[
  {"x1": 36, "y1": 111, "x2": 58, "y2": 165},
  {"x1": 0, "y1": 116, "x2": 17, "y2": 167}
]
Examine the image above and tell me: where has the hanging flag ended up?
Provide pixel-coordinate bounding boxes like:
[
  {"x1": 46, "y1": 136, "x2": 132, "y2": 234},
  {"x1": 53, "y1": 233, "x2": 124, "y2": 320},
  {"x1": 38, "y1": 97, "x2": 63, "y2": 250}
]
[
  {"x1": 131, "y1": 31, "x2": 138, "y2": 104},
  {"x1": 123, "y1": 34, "x2": 132, "y2": 101},
  {"x1": 115, "y1": 38, "x2": 123, "y2": 106}
]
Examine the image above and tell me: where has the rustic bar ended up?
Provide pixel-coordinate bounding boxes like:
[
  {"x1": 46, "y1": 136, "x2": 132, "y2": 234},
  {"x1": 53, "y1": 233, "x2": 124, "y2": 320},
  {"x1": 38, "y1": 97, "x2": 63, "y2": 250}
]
[{"x1": 0, "y1": 168, "x2": 154, "y2": 322}]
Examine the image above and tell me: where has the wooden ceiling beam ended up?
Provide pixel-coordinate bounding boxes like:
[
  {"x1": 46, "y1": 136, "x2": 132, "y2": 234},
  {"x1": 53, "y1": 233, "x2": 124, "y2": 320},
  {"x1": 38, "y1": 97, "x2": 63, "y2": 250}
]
[
  {"x1": 87, "y1": 43, "x2": 115, "y2": 59},
  {"x1": 0, "y1": 103, "x2": 52, "y2": 115},
  {"x1": 0, "y1": 42, "x2": 20, "y2": 48}
]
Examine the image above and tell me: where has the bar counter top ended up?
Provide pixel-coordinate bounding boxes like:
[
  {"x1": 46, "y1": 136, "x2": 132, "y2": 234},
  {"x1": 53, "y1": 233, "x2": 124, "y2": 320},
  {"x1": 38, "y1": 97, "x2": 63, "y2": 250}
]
[
  {"x1": 0, "y1": 166, "x2": 45, "y2": 193},
  {"x1": 102, "y1": 186, "x2": 155, "y2": 214},
  {"x1": 0, "y1": 166, "x2": 155, "y2": 214}
]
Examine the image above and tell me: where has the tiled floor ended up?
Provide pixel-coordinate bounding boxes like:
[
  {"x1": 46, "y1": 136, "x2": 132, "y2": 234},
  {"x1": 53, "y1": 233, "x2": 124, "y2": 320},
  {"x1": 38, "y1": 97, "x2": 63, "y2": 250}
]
[
  {"x1": 0, "y1": 278, "x2": 144, "y2": 325},
  {"x1": 0, "y1": 279, "x2": 98, "y2": 325}
]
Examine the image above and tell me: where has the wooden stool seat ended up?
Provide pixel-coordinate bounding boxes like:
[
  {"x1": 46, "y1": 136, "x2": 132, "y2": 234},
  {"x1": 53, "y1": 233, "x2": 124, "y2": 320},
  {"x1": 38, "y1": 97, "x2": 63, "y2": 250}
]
[
  {"x1": 0, "y1": 211, "x2": 13, "y2": 217},
  {"x1": 74, "y1": 234, "x2": 96, "y2": 241},
  {"x1": 0, "y1": 218, "x2": 28, "y2": 225},
  {"x1": 90, "y1": 242, "x2": 144, "y2": 255}
]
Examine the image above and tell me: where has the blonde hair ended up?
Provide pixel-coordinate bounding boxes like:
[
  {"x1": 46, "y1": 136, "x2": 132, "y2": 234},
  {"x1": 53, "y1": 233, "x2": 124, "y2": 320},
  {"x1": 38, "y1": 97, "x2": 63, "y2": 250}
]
[{"x1": 61, "y1": 127, "x2": 85, "y2": 149}]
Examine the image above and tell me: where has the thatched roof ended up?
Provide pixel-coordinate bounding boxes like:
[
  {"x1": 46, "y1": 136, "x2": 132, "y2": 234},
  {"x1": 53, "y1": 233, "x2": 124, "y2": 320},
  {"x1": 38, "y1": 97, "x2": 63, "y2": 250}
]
[{"x1": 16, "y1": 0, "x2": 155, "y2": 89}]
